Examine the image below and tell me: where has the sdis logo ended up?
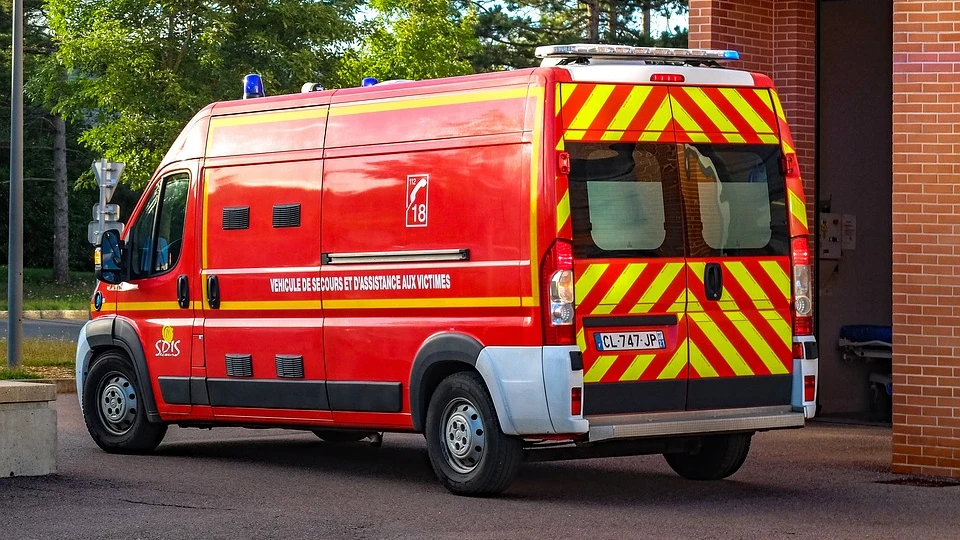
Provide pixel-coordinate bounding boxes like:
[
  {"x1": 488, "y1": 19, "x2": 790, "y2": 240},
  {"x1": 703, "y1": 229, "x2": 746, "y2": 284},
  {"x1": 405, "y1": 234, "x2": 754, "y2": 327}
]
[{"x1": 155, "y1": 325, "x2": 181, "y2": 358}]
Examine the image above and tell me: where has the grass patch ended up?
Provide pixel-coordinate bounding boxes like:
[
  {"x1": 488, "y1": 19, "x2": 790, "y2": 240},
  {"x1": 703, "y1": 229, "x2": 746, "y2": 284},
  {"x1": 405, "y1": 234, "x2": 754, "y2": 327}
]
[
  {"x1": 0, "y1": 266, "x2": 96, "y2": 311},
  {"x1": 0, "y1": 368, "x2": 42, "y2": 380},
  {"x1": 0, "y1": 338, "x2": 77, "y2": 367}
]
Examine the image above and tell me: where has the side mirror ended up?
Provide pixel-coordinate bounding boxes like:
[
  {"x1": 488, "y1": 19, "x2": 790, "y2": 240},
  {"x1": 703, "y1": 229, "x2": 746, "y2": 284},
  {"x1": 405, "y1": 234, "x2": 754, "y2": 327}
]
[{"x1": 96, "y1": 229, "x2": 126, "y2": 284}]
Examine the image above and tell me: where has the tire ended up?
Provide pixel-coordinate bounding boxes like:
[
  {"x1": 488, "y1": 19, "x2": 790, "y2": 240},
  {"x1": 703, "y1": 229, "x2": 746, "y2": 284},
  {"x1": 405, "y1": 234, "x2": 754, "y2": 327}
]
[
  {"x1": 81, "y1": 351, "x2": 167, "y2": 454},
  {"x1": 311, "y1": 429, "x2": 373, "y2": 443},
  {"x1": 664, "y1": 433, "x2": 752, "y2": 481},
  {"x1": 425, "y1": 371, "x2": 523, "y2": 496}
]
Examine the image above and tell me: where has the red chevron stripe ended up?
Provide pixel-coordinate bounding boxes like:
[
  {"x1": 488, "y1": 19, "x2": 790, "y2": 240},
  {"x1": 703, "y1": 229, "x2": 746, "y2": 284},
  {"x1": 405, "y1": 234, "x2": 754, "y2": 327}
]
[
  {"x1": 586, "y1": 85, "x2": 635, "y2": 133},
  {"x1": 743, "y1": 259, "x2": 790, "y2": 308},
  {"x1": 650, "y1": 268, "x2": 688, "y2": 314},
  {"x1": 576, "y1": 264, "x2": 620, "y2": 312},
  {"x1": 707, "y1": 307, "x2": 774, "y2": 376},
  {"x1": 625, "y1": 88, "x2": 671, "y2": 132},
  {"x1": 701, "y1": 88, "x2": 760, "y2": 140},
  {"x1": 716, "y1": 267, "x2": 792, "y2": 362},
  {"x1": 670, "y1": 89, "x2": 724, "y2": 134},
  {"x1": 686, "y1": 320, "x2": 736, "y2": 378},
  {"x1": 738, "y1": 89, "x2": 779, "y2": 134},
  {"x1": 559, "y1": 84, "x2": 595, "y2": 131},
  {"x1": 608, "y1": 262, "x2": 661, "y2": 314}
]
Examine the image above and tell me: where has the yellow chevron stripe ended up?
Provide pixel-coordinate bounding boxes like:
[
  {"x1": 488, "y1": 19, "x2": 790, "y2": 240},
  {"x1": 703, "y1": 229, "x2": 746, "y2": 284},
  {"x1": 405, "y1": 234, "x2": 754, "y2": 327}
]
[
  {"x1": 607, "y1": 86, "x2": 654, "y2": 131},
  {"x1": 657, "y1": 342, "x2": 688, "y2": 380},
  {"x1": 620, "y1": 353, "x2": 656, "y2": 381},
  {"x1": 727, "y1": 311, "x2": 789, "y2": 375},
  {"x1": 556, "y1": 86, "x2": 562, "y2": 116},
  {"x1": 631, "y1": 263, "x2": 684, "y2": 313},
  {"x1": 753, "y1": 89, "x2": 776, "y2": 114},
  {"x1": 670, "y1": 100, "x2": 701, "y2": 134},
  {"x1": 689, "y1": 340, "x2": 718, "y2": 378},
  {"x1": 556, "y1": 189, "x2": 570, "y2": 233},
  {"x1": 789, "y1": 189, "x2": 808, "y2": 229},
  {"x1": 577, "y1": 327, "x2": 586, "y2": 352},
  {"x1": 569, "y1": 85, "x2": 616, "y2": 130},
  {"x1": 575, "y1": 264, "x2": 608, "y2": 305},
  {"x1": 687, "y1": 290, "x2": 703, "y2": 312},
  {"x1": 556, "y1": 139, "x2": 565, "y2": 151},
  {"x1": 689, "y1": 312, "x2": 754, "y2": 376},
  {"x1": 584, "y1": 355, "x2": 618, "y2": 383},
  {"x1": 719, "y1": 88, "x2": 776, "y2": 134},
  {"x1": 724, "y1": 261, "x2": 774, "y2": 310},
  {"x1": 593, "y1": 264, "x2": 646, "y2": 315},
  {"x1": 759, "y1": 134, "x2": 780, "y2": 144},
  {"x1": 782, "y1": 140, "x2": 796, "y2": 155},
  {"x1": 684, "y1": 87, "x2": 738, "y2": 132},
  {"x1": 763, "y1": 311, "x2": 793, "y2": 347},
  {"x1": 759, "y1": 260, "x2": 791, "y2": 300},
  {"x1": 689, "y1": 132, "x2": 714, "y2": 143},
  {"x1": 771, "y1": 91, "x2": 788, "y2": 122},
  {"x1": 601, "y1": 130, "x2": 624, "y2": 141},
  {"x1": 565, "y1": 130, "x2": 585, "y2": 142},
  {"x1": 667, "y1": 287, "x2": 687, "y2": 313},
  {"x1": 722, "y1": 133, "x2": 747, "y2": 144},
  {"x1": 645, "y1": 95, "x2": 674, "y2": 133}
]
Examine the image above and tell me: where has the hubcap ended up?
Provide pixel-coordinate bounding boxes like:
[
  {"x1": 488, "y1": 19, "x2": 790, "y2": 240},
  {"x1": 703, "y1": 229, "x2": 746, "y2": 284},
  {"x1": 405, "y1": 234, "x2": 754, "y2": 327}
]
[
  {"x1": 98, "y1": 373, "x2": 138, "y2": 436},
  {"x1": 441, "y1": 398, "x2": 485, "y2": 474}
]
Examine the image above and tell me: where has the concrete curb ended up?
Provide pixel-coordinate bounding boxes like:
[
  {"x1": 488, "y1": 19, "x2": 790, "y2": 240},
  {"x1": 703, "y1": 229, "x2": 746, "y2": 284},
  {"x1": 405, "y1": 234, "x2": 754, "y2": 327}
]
[
  {"x1": 7, "y1": 379, "x2": 76, "y2": 394},
  {"x1": 0, "y1": 310, "x2": 88, "y2": 320}
]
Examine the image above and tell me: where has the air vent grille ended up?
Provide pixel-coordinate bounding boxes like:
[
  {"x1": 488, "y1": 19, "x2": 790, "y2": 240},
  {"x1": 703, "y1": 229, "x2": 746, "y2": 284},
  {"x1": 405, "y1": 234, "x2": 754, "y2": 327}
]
[
  {"x1": 276, "y1": 355, "x2": 304, "y2": 378},
  {"x1": 225, "y1": 354, "x2": 253, "y2": 377},
  {"x1": 223, "y1": 207, "x2": 250, "y2": 230},
  {"x1": 273, "y1": 204, "x2": 301, "y2": 228}
]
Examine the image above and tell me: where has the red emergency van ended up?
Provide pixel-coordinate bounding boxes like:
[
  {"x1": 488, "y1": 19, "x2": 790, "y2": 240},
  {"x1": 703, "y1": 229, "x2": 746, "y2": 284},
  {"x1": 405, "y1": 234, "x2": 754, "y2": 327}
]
[{"x1": 78, "y1": 43, "x2": 819, "y2": 496}]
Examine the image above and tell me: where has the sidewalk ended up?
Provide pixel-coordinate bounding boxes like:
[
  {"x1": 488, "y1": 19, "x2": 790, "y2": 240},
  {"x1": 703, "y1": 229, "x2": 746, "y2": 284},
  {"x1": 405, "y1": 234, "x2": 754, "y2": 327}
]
[{"x1": 0, "y1": 310, "x2": 88, "y2": 320}]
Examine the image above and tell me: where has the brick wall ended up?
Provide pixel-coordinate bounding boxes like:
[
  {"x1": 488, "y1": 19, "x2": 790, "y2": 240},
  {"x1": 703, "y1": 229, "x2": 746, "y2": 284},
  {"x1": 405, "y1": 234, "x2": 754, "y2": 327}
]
[
  {"x1": 891, "y1": 1, "x2": 960, "y2": 478},
  {"x1": 689, "y1": 0, "x2": 816, "y2": 227}
]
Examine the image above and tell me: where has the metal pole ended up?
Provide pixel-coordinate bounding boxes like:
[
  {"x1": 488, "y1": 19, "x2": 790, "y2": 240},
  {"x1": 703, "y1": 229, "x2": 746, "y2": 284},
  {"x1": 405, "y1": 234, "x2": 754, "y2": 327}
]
[
  {"x1": 98, "y1": 158, "x2": 105, "y2": 243},
  {"x1": 7, "y1": 0, "x2": 23, "y2": 368}
]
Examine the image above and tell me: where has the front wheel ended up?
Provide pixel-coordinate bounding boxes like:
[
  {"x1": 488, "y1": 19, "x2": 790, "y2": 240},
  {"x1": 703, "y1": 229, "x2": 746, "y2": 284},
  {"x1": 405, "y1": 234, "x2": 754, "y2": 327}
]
[
  {"x1": 425, "y1": 372, "x2": 523, "y2": 496},
  {"x1": 81, "y1": 351, "x2": 167, "y2": 454},
  {"x1": 663, "y1": 433, "x2": 752, "y2": 481}
]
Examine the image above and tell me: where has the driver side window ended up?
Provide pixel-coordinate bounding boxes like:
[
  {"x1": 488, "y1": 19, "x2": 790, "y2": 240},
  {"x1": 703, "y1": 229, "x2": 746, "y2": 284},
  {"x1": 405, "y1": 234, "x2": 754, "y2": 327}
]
[{"x1": 128, "y1": 173, "x2": 190, "y2": 279}]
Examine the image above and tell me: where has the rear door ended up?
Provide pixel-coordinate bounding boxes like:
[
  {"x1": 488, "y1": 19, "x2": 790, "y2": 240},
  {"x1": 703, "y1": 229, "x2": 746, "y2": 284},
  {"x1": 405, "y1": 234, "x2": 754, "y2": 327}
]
[
  {"x1": 559, "y1": 82, "x2": 689, "y2": 416},
  {"x1": 669, "y1": 86, "x2": 793, "y2": 410}
]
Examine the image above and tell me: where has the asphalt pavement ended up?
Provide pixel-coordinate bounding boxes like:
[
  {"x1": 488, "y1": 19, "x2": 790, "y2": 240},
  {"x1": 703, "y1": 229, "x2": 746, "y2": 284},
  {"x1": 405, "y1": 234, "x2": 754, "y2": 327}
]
[
  {"x1": 0, "y1": 396, "x2": 958, "y2": 540},
  {"x1": 0, "y1": 318, "x2": 85, "y2": 341}
]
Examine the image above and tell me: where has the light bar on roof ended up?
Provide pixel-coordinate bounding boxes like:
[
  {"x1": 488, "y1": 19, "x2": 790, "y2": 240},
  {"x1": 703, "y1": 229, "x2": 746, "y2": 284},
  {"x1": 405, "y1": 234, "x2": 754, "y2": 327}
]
[{"x1": 535, "y1": 43, "x2": 740, "y2": 61}]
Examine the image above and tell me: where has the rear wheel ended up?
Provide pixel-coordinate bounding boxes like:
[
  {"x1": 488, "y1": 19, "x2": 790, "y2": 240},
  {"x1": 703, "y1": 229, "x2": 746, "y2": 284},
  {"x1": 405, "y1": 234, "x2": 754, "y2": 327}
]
[
  {"x1": 663, "y1": 433, "x2": 752, "y2": 480},
  {"x1": 82, "y1": 351, "x2": 167, "y2": 454},
  {"x1": 311, "y1": 429, "x2": 373, "y2": 443},
  {"x1": 425, "y1": 372, "x2": 522, "y2": 496}
]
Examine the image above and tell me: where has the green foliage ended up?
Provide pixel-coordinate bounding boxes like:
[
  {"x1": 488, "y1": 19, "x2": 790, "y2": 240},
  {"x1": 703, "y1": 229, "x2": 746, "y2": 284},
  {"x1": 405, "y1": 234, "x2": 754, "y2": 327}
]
[
  {"x1": 336, "y1": 0, "x2": 480, "y2": 85},
  {"x1": 35, "y1": 0, "x2": 362, "y2": 189},
  {"x1": 0, "y1": 266, "x2": 96, "y2": 310},
  {"x1": 466, "y1": 0, "x2": 688, "y2": 71}
]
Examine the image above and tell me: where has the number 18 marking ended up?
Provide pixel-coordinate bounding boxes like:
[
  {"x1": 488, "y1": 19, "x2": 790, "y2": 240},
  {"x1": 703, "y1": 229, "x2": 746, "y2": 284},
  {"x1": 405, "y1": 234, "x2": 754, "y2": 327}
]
[{"x1": 406, "y1": 174, "x2": 429, "y2": 228}]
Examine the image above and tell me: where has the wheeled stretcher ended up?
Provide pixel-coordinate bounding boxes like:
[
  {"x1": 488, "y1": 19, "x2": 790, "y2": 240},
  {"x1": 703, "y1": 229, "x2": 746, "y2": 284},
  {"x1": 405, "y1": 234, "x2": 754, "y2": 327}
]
[{"x1": 838, "y1": 325, "x2": 892, "y2": 421}]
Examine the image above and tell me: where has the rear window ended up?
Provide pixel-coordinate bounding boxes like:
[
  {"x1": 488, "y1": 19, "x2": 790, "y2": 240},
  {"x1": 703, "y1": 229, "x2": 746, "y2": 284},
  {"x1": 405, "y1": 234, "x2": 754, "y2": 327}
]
[
  {"x1": 680, "y1": 144, "x2": 789, "y2": 257},
  {"x1": 567, "y1": 142, "x2": 684, "y2": 259}
]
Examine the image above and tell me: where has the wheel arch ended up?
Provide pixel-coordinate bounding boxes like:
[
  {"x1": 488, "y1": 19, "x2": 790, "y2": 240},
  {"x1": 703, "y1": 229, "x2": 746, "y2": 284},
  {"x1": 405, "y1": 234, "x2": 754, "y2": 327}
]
[
  {"x1": 80, "y1": 316, "x2": 162, "y2": 423},
  {"x1": 409, "y1": 332, "x2": 484, "y2": 433}
]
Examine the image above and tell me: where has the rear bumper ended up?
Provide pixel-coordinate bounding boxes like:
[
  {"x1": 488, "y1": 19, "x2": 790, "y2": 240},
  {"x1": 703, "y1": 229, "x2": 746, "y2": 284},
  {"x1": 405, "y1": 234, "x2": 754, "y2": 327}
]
[{"x1": 587, "y1": 405, "x2": 804, "y2": 442}]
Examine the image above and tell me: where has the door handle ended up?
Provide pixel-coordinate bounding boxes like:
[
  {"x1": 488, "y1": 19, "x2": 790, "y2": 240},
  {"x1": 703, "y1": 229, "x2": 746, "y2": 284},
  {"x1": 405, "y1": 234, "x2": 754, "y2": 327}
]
[
  {"x1": 177, "y1": 275, "x2": 190, "y2": 309},
  {"x1": 704, "y1": 263, "x2": 723, "y2": 302},
  {"x1": 206, "y1": 274, "x2": 220, "y2": 309}
]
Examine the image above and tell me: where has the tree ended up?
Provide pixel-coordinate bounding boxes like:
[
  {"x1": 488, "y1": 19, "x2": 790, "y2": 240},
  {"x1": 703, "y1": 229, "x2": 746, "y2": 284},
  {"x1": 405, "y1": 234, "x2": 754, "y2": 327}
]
[
  {"x1": 35, "y1": 0, "x2": 362, "y2": 190},
  {"x1": 336, "y1": 0, "x2": 480, "y2": 85}
]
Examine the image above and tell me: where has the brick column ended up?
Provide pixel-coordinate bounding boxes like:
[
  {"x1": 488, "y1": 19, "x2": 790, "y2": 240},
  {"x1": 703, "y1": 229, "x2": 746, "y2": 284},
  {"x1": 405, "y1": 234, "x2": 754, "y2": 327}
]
[
  {"x1": 689, "y1": 0, "x2": 817, "y2": 225},
  {"x1": 891, "y1": 1, "x2": 960, "y2": 478}
]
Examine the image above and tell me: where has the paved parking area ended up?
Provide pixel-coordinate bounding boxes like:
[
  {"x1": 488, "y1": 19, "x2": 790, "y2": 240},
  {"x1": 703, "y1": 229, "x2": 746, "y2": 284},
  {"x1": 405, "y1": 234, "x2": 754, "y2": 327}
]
[{"x1": 0, "y1": 396, "x2": 957, "y2": 540}]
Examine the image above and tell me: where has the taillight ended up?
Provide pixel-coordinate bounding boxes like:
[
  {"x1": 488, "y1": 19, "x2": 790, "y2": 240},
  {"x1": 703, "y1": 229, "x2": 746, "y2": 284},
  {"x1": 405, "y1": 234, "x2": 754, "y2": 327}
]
[
  {"x1": 651, "y1": 73, "x2": 685, "y2": 83},
  {"x1": 804, "y1": 375, "x2": 816, "y2": 402},
  {"x1": 571, "y1": 387, "x2": 582, "y2": 416},
  {"x1": 792, "y1": 236, "x2": 813, "y2": 336},
  {"x1": 542, "y1": 239, "x2": 576, "y2": 345}
]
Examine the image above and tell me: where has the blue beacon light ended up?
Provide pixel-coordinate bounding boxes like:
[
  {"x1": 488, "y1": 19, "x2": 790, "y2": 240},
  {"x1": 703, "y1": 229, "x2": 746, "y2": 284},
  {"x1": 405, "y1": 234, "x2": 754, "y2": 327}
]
[
  {"x1": 362, "y1": 77, "x2": 378, "y2": 87},
  {"x1": 723, "y1": 50, "x2": 741, "y2": 60},
  {"x1": 243, "y1": 73, "x2": 265, "y2": 99}
]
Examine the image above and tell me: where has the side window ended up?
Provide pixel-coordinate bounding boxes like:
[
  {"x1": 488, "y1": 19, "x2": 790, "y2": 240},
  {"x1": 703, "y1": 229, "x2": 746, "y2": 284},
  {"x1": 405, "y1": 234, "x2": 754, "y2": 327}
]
[
  {"x1": 128, "y1": 173, "x2": 190, "y2": 278},
  {"x1": 679, "y1": 144, "x2": 789, "y2": 257},
  {"x1": 567, "y1": 142, "x2": 684, "y2": 259}
]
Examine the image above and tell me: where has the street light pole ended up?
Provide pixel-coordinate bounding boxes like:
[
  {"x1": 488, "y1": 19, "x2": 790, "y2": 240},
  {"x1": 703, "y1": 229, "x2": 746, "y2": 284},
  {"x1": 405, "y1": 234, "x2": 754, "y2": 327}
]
[{"x1": 7, "y1": 0, "x2": 24, "y2": 368}]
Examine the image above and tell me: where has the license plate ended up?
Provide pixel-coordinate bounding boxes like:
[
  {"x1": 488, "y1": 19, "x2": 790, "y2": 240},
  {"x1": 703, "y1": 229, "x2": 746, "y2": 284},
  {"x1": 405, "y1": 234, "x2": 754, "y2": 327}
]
[{"x1": 594, "y1": 331, "x2": 666, "y2": 351}]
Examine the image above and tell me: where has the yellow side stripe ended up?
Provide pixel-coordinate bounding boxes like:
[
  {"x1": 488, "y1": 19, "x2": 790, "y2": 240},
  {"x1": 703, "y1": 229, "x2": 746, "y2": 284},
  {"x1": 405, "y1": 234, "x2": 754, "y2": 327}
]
[
  {"x1": 209, "y1": 108, "x2": 327, "y2": 131},
  {"x1": 218, "y1": 300, "x2": 320, "y2": 311},
  {"x1": 325, "y1": 297, "x2": 521, "y2": 309},
  {"x1": 328, "y1": 87, "x2": 528, "y2": 117}
]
